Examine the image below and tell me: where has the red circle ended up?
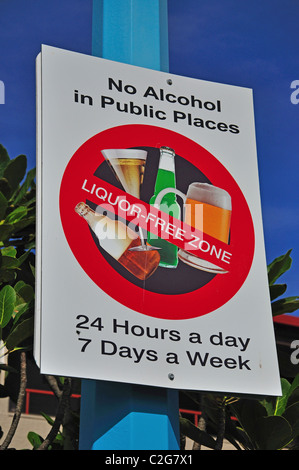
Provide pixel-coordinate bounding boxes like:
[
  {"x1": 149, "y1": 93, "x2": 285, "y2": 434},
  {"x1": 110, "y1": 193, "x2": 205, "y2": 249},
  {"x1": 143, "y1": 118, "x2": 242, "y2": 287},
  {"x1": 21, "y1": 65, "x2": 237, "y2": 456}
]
[{"x1": 59, "y1": 124, "x2": 255, "y2": 320}]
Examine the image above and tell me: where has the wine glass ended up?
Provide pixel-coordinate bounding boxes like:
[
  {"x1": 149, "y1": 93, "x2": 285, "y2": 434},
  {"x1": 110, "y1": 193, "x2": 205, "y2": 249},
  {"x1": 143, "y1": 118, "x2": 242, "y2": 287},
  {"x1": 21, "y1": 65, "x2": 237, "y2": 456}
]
[{"x1": 101, "y1": 148, "x2": 160, "y2": 252}]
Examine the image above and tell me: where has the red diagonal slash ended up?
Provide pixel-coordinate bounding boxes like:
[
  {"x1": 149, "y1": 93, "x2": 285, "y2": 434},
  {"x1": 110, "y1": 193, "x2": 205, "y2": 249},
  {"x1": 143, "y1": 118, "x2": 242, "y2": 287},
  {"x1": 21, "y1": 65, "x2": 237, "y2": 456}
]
[{"x1": 80, "y1": 175, "x2": 233, "y2": 272}]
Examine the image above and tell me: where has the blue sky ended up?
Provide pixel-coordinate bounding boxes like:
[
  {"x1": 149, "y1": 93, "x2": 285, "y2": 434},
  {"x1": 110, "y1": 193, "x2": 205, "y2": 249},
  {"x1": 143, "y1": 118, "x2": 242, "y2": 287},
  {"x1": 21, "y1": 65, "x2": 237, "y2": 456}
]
[
  {"x1": 0, "y1": 0, "x2": 92, "y2": 162},
  {"x1": 0, "y1": 0, "x2": 298, "y2": 311}
]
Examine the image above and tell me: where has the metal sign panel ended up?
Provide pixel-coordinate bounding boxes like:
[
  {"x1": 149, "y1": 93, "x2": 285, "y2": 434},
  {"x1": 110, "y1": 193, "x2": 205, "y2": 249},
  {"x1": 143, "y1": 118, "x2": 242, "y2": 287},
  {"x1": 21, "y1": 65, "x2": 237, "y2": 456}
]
[{"x1": 35, "y1": 45, "x2": 281, "y2": 396}]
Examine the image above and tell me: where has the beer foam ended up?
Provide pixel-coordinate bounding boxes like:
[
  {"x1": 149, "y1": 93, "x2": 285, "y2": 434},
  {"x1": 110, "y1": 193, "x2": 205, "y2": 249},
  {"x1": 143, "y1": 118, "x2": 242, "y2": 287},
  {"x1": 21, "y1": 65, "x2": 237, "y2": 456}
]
[
  {"x1": 158, "y1": 147, "x2": 175, "y2": 173},
  {"x1": 187, "y1": 183, "x2": 231, "y2": 210},
  {"x1": 101, "y1": 149, "x2": 147, "y2": 161}
]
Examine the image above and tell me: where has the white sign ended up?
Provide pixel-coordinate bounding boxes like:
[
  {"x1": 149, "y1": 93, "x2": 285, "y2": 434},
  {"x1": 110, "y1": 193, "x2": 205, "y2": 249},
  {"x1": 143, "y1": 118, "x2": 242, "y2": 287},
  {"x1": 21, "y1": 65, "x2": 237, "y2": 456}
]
[{"x1": 35, "y1": 45, "x2": 281, "y2": 396}]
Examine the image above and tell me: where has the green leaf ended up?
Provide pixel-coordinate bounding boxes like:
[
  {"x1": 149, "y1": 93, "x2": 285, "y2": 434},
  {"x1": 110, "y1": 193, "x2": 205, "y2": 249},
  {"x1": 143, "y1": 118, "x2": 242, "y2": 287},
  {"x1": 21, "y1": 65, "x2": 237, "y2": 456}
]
[
  {"x1": 274, "y1": 378, "x2": 291, "y2": 415},
  {"x1": 179, "y1": 417, "x2": 216, "y2": 449},
  {"x1": 27, "y1": 431, "x2": 44, "y2": 449},
  {"x1": 286, "y1": 377, "x2": 299, "y2": 407},
  {"x1": 14, "y1": 281, "x2": 34, "y2": 308},
  {"x1": 0, "y1": 224, "x2": 13, "y2": 242},
  {"x1": 30, "y1": 263, "x2": 35, "y2": 278},
  {"x1": 0, "y1": 191, "x2": 8, "y2": 220},
  {"x1": 0, "y1": 255, "x2": 21, "y2": 284},
  {"x1": 13, "y1": 302, "x2": 30, "y2": 324},
  {"x1": 231, "y1": 399, "x2": 267, "y2": 448},
  {"x1": 14, "y1": 280, "x2": 26, "y2": 291},
  {"x1": 269, "y1": 283, "x2": 287, "y2": 301},
  {"x1": 0, "y1": 145, "x2": 10, "y2": 178},
  {"x1": 53, "y1": 433, "x2": 64, "y2": 443},
  {"x1": 255, "y1": 415, "x2": 293, "y2": 450},
  {"x1": 282, "y1": 402, "x2": 299, "y2": 440},
  {"x1": 0, "y1": 268, "x2": 16, "y2": 284},
  {"x1": 268, "y1": 250, "x2": 292, "y2": 286},
  {"x1": 24, "y1": 239, "x2": 35, "y2": 251},
  {"x1": 40, "y1": 412, "x2": 55, "y2": 426},
  {"x1": 4, "y1": 316, "x2": 34, "y2": 351},
  {"x1": 1, "y1": 255, "x2": 20, "y2": 269},
  {"x1": 259, "y1": 396, "x2": 277, "y2": 417},
  {"x1": 220, "y1": 418, "x2": 250, "y2": 450},
  {"x1": 287, "y1": 374, "x2": 299, "y2": 400},
  {"x1": 0, "y1": 285, "x2": 16, "y2": 328},
  {"x1": 0, "y1": 178, "x2": 12, "y2": 199},
  {"x1": 12, "y1": 214, "x2": 35, "y2": 234},
  {"x1": 16, "y1": 284, "x2": 34, "y2": 304},
  {"x1": 271, "y1": 296, "x2": 299, "y2": 316},
  {"x1": 5, "y1": 206, "x2": 27, "y2": 224},
  {"x1": 13, "y1": 167, "x2": 36, "y2": 205},
  {"x1": 16, "y1": 250, "x2": 32, "y2": 267},
  {"x1": 3, "y1": 154, "x2": 27, "y2": 194},
  {"x1": 1, "y1": 246, "x2": 17, "y2": 258}
]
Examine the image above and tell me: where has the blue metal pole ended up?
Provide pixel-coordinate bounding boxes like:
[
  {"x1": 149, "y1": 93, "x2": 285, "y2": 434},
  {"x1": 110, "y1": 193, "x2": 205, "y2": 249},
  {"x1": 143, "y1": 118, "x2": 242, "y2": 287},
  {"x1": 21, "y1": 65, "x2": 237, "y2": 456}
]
[
  {"x1": 79, "y1": 380, "x2": 179, "y2": 450},
  {"x1": 91, "y1": 0, "x2": 169, "y2": 71},
  {"x1": 79, "y1": 0, "x2": 180, "y2": 450}
]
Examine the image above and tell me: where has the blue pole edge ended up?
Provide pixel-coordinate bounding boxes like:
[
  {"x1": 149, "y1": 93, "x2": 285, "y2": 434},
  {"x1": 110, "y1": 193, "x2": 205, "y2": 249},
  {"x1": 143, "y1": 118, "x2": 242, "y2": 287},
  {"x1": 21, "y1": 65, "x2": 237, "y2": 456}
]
[
  {"x1": 92, "y1": 0, "x2": 169, "y2": 72},
  {"x1": 79, "y1": 380, "x2": 180, "y2": 450},
  {"x1": 79, "y1": 0, "x2": 180, "y2": 450}
]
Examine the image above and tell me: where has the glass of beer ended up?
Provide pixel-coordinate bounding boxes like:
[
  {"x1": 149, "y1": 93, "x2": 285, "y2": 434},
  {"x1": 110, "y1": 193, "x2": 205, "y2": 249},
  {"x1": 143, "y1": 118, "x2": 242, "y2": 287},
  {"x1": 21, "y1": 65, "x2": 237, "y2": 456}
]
[
  {"x1": 101, "y1": 148, "x2": 160, "y2": 252},
  {"x1": 154, "y1": 182, "x2": 232, "y2": 273}
]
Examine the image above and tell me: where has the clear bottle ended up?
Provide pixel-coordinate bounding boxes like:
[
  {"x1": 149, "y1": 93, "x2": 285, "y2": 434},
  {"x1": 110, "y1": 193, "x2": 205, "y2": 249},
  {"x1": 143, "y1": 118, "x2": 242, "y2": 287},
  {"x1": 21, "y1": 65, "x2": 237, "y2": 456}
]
[
  {"x1": 75, "y1": 202, "x2": 160, "y2": 281},
  {"x1": 147, "y1": 147, "x2": 180, "y2": 268}
]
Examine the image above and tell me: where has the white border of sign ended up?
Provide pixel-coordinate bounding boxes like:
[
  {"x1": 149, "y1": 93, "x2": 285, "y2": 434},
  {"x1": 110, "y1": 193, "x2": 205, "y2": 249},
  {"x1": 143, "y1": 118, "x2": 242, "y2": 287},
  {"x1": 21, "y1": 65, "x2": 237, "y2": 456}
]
[{"x1": 35, "y1": 45, "x2": 281, "y2": 396}]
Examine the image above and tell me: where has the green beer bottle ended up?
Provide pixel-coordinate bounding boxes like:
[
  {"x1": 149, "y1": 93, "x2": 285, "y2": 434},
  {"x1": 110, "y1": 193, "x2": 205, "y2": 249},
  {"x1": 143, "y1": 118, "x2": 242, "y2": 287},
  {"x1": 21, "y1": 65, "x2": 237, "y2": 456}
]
[{"x1": 148, "y1": 146, "x2": 180, "y2": 268}]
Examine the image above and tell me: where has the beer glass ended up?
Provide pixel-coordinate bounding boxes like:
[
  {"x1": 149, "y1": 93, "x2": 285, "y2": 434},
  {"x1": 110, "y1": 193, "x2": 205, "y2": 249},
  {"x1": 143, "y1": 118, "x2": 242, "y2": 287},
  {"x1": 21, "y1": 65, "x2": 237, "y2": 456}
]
[
  {"x1": 154, "y1": 182, "x2": 232, "y2": 273},
  {"x1": 101, "y1": 148, "x2": 160, "y2": 252}
]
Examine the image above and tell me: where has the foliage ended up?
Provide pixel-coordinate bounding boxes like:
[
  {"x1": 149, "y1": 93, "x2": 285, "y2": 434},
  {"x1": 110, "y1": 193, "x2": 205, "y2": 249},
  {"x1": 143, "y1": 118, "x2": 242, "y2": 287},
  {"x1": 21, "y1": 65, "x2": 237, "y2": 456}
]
[
  {"x1": 180, "y1": 373, "x2": 299, "y2": 450},
  {"x1": 0, "y1": 144, "x2": 35, "y2": 357},
  {"x1": 0, "y1": 145, "x2": 79, "y2": 450},
  {"x1": 229, "y1": 374, "x2": 299, "y2": 450},
  {"x1": 27, "y1": 408, "x2": 80, "y2": 450},
  {"x1": 0, "y1": 144, "x2": 35, "y2": 447},
  {"x1": 268, "y1": 249, "x2": 299, "y2": 317},
  {"x1": 180, "y1": 249, "x2": 299, "y2": 450}
]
